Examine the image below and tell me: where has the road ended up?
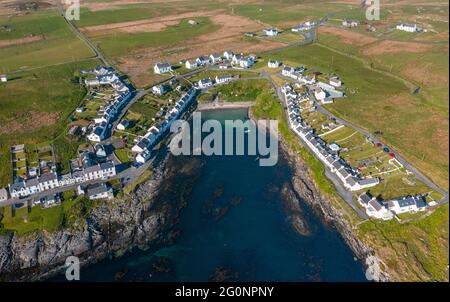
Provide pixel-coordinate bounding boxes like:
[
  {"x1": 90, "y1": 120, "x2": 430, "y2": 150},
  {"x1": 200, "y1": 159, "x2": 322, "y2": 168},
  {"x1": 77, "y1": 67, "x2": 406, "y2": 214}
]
[
  {"x1": 312, "y1": 99, "x2": 449, "y2": 205},
  {"x1": 56, "y1": 0, "x2": 109, "y2": 66}
]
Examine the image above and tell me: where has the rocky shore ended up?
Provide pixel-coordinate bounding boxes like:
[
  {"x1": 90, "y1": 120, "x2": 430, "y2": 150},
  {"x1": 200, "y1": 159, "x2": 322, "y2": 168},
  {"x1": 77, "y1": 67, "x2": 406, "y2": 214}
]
[
  {"x1": 278, "y1": 135, "x2": 390, "y2": 282},
  {"x1": 0, "y1": 107, "x2": 389, "y2": 282},
  {"x1": 0, "y1": 151, "x2": 201, "y2": 282}
]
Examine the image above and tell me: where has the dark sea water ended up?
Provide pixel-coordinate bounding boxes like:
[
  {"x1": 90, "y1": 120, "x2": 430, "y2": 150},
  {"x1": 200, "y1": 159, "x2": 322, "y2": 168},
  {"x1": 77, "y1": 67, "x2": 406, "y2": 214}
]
[{"x1": 52, "y1": 109, "x2": 366, "y2": 282}]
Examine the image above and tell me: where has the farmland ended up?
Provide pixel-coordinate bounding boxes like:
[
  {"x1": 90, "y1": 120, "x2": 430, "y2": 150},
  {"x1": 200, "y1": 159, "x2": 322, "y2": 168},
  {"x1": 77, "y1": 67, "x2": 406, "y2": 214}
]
[
  {"x1": 0, "y1": 8, "x2": 95, "y2": 72},
  {"x1": 0, "y1": 59, "x2": 101, "y2": 187},
  {"x1": 261, "y1": 42, "x2": 448, "y2": 191}
]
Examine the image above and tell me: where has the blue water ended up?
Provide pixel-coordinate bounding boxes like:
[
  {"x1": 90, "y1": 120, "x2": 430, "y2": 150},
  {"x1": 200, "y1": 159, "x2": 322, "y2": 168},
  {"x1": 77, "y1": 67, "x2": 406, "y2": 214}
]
[{"x1": 53, "y1": 109, "x2": 366, "y2": 282}]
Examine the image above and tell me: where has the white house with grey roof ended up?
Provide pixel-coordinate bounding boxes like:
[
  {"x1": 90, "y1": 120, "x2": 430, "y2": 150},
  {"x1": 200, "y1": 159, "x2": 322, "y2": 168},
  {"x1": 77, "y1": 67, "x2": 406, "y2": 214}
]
[
  {"x1": 86, "y1": 183, "x2": 113, "y2": 200},
  {"x1": 154, "y1": 63, "x2": 172, "y2": 74},
  {"x1": 264, "y1": 28, "x2": 279, "y2": 36},
  {"x1": 387, "y1": 195, "x2": 427, "y2": 214},
  {"x1": 198, "y1": 78, "x2": 213, "y2": 89},
  {"x1": 215, "y1": 75, "x2": 232, "y2": 84}
]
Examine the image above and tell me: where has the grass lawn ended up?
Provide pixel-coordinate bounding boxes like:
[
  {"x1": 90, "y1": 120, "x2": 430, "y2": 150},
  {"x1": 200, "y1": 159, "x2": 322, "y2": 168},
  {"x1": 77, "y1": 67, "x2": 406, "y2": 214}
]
[
  {"x1": 0, "y1": 195, "x2": 105, "y2": 235},
  {"x1": 0, "y1": 59, "x2": 101, "y2": 186},
  {"x1": 357, "y1": 204, "x2": 449, "y2": 281},
  {"x1": 263, "y1": 43, "x2": 448, "y2": 190},
  {"x1": 115, "y1": 148, "x2": 133, "y2": 164},
  {"x1": 90, "y1": 17, "x2": 220, "y2": 59},
  {"x1": 0, "y1": 8, "x2": 94, "y2": 72},
  {"x1": 210, "y1": 78, "x2": 273, "y2": 102}
]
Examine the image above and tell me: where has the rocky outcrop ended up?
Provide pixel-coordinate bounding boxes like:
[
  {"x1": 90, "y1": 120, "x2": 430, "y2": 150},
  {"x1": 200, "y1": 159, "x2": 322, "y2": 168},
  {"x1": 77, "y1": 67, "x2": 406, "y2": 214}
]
[
  {"x1": 280, "y1": 140, "x2": 390, "y2": 282},
  {"x1": 0, "y1": 154, "x2": 186, "y2": 282}
]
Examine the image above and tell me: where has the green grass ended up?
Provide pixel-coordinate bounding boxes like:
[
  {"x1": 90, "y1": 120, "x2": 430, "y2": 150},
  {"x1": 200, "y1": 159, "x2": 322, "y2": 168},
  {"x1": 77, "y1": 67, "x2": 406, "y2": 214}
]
[
  {"x1": 91, "y1": 17, "x2": 220, "y2": 59},
  {"x1": 210, "y1": 78, "x2": 272, "y2": 102},
  {"x1": 1, "y1": 196, "x2": 106, "y2": 235},
  {"x1": 0, "y1": 8, "x2": 95, "y2": 72},
  {"x1": 264, "y1": 43, "x2": 449, "y2": 190},
  {"x1": 358, "y1": 204, "x2": 449, "y2": 281},
  {"x1": 115, "y1": 148, "x2": 133, "y2": 164},
  {"x1": 0, "y1": 59, "x2": 101, "y2": 186}
]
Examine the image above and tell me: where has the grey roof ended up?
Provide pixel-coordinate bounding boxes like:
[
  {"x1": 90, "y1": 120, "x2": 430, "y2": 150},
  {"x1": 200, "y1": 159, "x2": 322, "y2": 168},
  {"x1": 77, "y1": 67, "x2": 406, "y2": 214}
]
[
  {"x1": 100, "y1": 161, "x2": 115, "y2": 170},
  {"x1": 358, "y1": 177, "x2": 379, "y2": 186},
  {"x1": 339, "y1": 168, "x2": 352, "y2": 178},
  {"x1": 156, "y1": 63, "x2": 171, "y2": 68},
  {"x1": 87, "y1": 183, "x2": 110, "y2": 197},
  {"x1": 332, "y1": 161, "x2": 344, "y2": 171},
  {"x1": 369, "y1": 199, "x2": 383, "y2": 211},
  {"x1": 359, "y1": 192, "x2": 373, "y2": 204},
  {"x1": 9, "y1": 182, "x2": 25, "y2": 191},
  {"x1": 398, "y1": 196, "x2": 418, "y2": 208},
  {"x1": 415, "y1": 196, "x2": 427, "y2": 208},
  {"x1": 39, "y1": 172, "x2": 58, "y2": 183},
  {"x1": 326, "y1": 156, "x2": 336, "y2": 165},
  {"x1": 137, "y1": 138, "x2": 150, "y2": 149},
  {"x1": 26, "y1": 178, "x2": 40, "y2": 187},
  {"x1": 346, "y1": 176, "x2": 358, "y2": 186},
  {"x1": 84, "y1": 164, "x2": 101, "y2": 173}
]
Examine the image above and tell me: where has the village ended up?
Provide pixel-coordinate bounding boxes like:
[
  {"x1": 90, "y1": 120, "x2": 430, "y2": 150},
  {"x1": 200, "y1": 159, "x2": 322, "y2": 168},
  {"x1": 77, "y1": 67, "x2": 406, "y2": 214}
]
[{"x1": 0, "y1": 17, "x2": 443, "y2": 225}]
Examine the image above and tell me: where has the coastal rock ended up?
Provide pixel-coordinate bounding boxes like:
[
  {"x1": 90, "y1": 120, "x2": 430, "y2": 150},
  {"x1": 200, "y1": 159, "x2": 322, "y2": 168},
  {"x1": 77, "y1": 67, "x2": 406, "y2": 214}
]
[
  {"x1": 0, "y1": 157, "x2": 181, "y2": 282},
  {"x1": 280, "y1": 138, "x2": 390, "y2": 282}
]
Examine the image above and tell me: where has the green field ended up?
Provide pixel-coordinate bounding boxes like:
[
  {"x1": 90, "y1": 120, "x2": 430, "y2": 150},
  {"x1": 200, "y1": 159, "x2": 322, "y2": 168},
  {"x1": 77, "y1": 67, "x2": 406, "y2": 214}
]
[
  {"x1": 0, "y1": 8, "x2": 94, "y2": 72},
  {"x1": 358, "y1": 204, "x2": 449, "y2": 281},
  {"x1": 0, "y1": 195, "x2": 106, "y2": 235},
  {"x1": 90, "y1": 17, "x2": 220, "y2": 59},
  {"x1": 205, "y1": 78, "x2": 273, "y2": 103},
  {"x1": 263, "y1": 43, "x2": 448, "y2": 190},
  {"x1": 0, "y1": 59, "x2": 101, "y2": 186}
]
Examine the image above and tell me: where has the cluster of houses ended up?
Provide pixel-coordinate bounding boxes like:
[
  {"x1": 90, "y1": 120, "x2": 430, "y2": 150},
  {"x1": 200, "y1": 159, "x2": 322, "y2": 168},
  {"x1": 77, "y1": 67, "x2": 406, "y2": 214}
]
[
  {"x1": 84, "y1": 66, "x2": 133, "y2": 142},
  {"x1": 396, "y1": 23, "x2": 426, "y2": 33},
  {"x1": 4, "y1": 147, "x2": 116, "y2": 205},
  {"x1": 184, "y1": 50, "x2": 255, "y2": 70},
  {"x1": 281, "y1": 83, "x2": 380, "y2": 192},
  {"x1": 358, "y1": 192, "x2": 427, "y2": 220},
  {"x1": 291, "y1": 21, "x2": 316, "y2": 32},
  {"x1": 342, "y1": 19, "x2": 359, "y2": 28},
  {"x1": 281, "y1": 65, "x2": 316, "y2": 85},
  {"x1": 263, "y1": 28, "x2": 279, "y2": 36},
  {"x1": 278, "y1": 63, "x2": 344, "y2": 104},
  {"x1": 132, "y1": 88, "x2": 198, "y2": 164},
  {"x1": 197, "y1": 74, "x2": 233, "y2": 89}
]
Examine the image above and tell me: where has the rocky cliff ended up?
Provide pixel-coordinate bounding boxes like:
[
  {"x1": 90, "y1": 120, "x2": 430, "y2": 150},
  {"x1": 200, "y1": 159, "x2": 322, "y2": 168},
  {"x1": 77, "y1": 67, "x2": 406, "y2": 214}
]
[
  {"x1": 0, "y1": 153, "x2": 197, "y2": 282},
  {"x1": 279, "y1": 140, "x2": 390, "y2": 282}
]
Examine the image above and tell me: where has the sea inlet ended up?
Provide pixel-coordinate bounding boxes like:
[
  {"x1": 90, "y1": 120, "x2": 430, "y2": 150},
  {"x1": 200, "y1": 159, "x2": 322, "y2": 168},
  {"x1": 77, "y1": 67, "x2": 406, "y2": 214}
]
[{"x1": 54, "y1": 108, "x2": 366, "y2": 282}]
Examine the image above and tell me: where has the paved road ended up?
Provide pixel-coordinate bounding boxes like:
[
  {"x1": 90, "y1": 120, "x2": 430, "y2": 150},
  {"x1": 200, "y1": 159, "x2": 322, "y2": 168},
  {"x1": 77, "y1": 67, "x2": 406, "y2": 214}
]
[
  {"x1": 273, "y1": 78, "x2": 368, "y2": 219},
  {"x1": 57, "y1": 0, "x2": 109, "y2": 66},
  {"x1": 312, "y1": 98, "x2": 449, "y2": 205}
]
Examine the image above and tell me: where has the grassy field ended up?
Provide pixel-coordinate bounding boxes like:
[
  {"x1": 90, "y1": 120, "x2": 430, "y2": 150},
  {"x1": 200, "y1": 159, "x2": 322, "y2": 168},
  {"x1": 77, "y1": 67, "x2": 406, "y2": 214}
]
[
  {"x1": 0, "y1": 8, "x2": 94, "y2": 72},
  {"x1": 358, "y1": 204, "x2": 449, "y2": 281},
  {"x1": 90, "y1": 17, "x2": 220, "y2": 59},
  {"x1": 0, "y1": 195, "x2": 106, "y2": 235},
  {"x1": 262, "y1": 43, "x2": 449, "y2": 190},
  {"x1": 206, "y1": 78, "x2": 273, "y2": 103},
  {"x1": 0, "y1": 59, "x2": 101, "y2": 187}
]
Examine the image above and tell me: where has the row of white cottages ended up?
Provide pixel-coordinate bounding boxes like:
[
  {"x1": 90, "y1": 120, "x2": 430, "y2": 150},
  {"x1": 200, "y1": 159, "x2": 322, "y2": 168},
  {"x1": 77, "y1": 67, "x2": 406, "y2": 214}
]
[
  {"x1": 282, "y1": 84, "x2": 379, "y2": 192},
  {"x1": 185, "y1": 51, "x2": 255, "y2": 70},
  {"x1": 132, "y1": 88, "x2": 198, "y2": 164},
  {"x1": 358, "y1": 192, "x2": 427, "y2": 220},
  {"x1": 197, "y1": 74, "x2": 233, "y2": 89},
  {"x1": 8, "y1": 161, "x2": 116, "y2": 199},
  {"x1": 85, "y1": 67, "x2": 133, "y2": 142}
]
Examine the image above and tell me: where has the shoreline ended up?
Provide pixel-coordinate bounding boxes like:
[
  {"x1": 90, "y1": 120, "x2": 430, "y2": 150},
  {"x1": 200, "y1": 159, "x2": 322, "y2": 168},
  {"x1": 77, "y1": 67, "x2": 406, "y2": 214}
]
[
  {"x1": 247, "y1": 107, "x2": 388, "y2": 282},
  {"x1": 0, "y1": 106, "x2": 386, "y2": 282},
  {"x1": 196, "y1": 101, "x2": 253, "y2": 111}
]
